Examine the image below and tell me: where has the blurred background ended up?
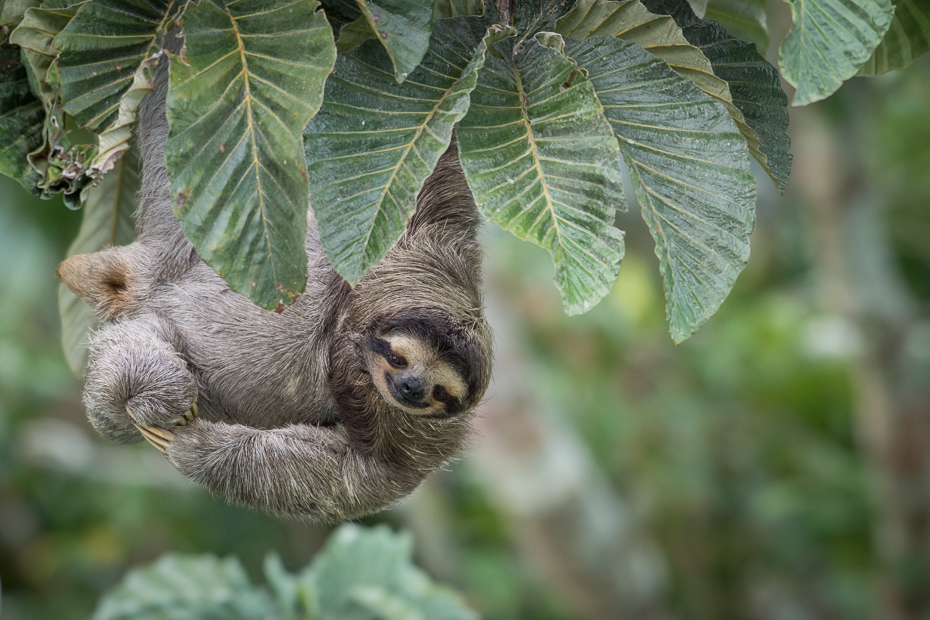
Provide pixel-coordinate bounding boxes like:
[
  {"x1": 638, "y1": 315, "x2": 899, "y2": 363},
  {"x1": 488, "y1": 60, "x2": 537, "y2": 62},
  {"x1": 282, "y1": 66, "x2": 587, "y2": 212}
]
[{"x1": 1, "y1": 28, "x2": 929, "y2": 620}]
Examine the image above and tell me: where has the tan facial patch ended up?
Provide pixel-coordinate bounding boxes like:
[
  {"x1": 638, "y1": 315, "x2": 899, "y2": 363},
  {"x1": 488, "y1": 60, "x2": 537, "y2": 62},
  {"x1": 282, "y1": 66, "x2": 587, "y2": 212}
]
[{"x1": 367, "y1": 333, "x2": 467, "y2": 416}]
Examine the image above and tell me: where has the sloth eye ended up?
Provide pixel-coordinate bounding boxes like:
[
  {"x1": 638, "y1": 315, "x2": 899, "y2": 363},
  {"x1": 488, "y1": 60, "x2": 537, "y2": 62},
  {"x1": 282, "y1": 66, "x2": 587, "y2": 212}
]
[
  {"x1": 388, "y1": 352, "x2": 407, "y2": 368},
  {"x1": 432, "y1": 385, "x2": 451, "y2": 402}
]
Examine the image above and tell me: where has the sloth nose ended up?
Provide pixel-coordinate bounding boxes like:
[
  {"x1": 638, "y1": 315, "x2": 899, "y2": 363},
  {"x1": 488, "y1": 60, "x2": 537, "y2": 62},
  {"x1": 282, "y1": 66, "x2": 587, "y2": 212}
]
[{"x1": 399, "y1": 377, "x2": 426, "y2": 402}]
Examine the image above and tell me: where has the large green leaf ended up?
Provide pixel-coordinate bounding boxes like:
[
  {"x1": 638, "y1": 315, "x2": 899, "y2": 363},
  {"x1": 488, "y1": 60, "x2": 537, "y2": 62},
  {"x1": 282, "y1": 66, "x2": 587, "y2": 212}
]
[
  {"x1": 355, "y1": 0, "x2": 435, "y2": 82},
  {"x1": 704, "y1": 0, "x2": 769, "y2": 52},
  {"x1": 566, "y1": 37, "x2": 756, "y2": 342},
  {"x1": 166, "y1": 0, "x2": 336, "y2": 310},
  {"x1": 556, "y1": 0, "x2": 770, "y2": 190},
  {"x1": 303, "y1": 17, "x2": 488, "y2": 284},
  {"x1": 779, "y1": 0, "x2": 895, "y2": 104},
  {"x1": 640, "y1": 0, "x2": 791, "y2": 192},
  {"x1": 859, "y1": 0, "x2": 930, "y2": 74},
  {"x1": 55, "y1": 0, "x2": 187, "y2": 176},
  {"x1": 58, "y1": 147, "x2": 138, "y2": 376},
  {"x1": 0, "y1": 45, "x2": 44, "y2": 190},
  {"x1": 93, "y1": 554, "x2": 273, "y2": 620},
  {"x1": 457, "y1": 36, "x2": 626, "y2": 315}
]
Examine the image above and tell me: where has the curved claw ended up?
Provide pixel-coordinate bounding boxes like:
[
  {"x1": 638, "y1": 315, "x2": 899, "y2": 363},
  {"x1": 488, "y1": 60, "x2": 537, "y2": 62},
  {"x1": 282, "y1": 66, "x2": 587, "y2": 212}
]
[
  {"x1": 176, "y1": 402, "x2": 199, "y2": 426},
  {"x1": 137, "y1": 424, "x2": 174, "y2": 454}
]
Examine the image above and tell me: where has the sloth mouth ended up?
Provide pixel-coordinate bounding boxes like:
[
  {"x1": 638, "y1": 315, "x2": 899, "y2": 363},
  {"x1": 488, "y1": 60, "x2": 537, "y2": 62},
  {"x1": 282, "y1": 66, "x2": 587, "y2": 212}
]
[{"x1": 384, "y1": 373, "x2": 430, "y2": 409}]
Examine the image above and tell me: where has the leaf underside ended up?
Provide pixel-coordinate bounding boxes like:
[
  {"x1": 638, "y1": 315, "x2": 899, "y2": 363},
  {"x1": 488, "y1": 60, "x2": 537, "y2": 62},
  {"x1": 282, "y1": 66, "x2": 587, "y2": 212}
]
[
  {"x1": 859, "y1": 0, "x2": 930, "y2": 74},
  {"x1": 166, "y1": 0, "x2": 336, "y2": 310},
  {"x1": 458, "y1": 37, "x2": 627, "y2": 315},
  {"x1": 304, "y1": 16, "x2": 489, "y2": 285},
  {"x1": 566, "y1": 37, "x2": 756, "y2": 342},
  {"x1": 640, "y1": 0, "x2": 792, "y2": 193},
  {"x1": 779, "y1": 0, "x2": 895, "y2": 104},
  {"x1": 555, "y1": 1, "x2": 767, "y2": 187}
]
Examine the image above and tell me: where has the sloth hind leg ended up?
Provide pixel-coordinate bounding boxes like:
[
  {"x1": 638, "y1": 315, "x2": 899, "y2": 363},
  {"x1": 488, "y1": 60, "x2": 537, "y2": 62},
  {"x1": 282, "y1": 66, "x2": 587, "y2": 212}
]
[{"x1": 84, "y1": 314, "x2": 197, "y2": 444}]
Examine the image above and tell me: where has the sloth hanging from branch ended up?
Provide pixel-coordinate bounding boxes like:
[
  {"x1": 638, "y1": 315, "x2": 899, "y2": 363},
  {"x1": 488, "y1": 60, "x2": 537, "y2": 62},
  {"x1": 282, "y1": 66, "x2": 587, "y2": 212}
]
[{"x1": 57, "y1": 34, "x2": 493, "y2": 522}]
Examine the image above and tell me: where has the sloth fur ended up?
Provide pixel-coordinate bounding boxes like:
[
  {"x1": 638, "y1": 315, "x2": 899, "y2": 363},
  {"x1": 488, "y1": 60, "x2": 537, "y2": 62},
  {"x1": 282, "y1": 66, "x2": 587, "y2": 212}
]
[{"x1": 57, "y1": 52, "x2": 493, "y2": 522}]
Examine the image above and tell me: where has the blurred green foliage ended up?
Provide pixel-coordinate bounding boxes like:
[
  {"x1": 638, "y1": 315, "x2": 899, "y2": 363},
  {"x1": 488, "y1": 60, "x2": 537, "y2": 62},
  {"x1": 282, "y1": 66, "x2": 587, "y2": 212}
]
[{"x1": 1, "y1": 56, "x2": 928, "y2": 620}]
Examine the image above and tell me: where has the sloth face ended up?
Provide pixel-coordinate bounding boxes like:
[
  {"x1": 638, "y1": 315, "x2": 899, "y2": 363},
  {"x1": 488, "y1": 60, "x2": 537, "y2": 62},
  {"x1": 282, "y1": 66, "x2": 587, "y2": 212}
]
[{"x1": 366, "y1": 331, "x2": 469, "y2": 417}]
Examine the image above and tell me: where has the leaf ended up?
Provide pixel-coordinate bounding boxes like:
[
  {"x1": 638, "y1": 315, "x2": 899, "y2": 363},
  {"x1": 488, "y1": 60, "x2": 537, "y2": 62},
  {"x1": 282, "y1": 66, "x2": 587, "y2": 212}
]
[
  {"x1": 355, "y1": 0, "x2": 435, "y2": 82},
  {"x1": 93, "y1": 554, "x2": 273, "y2": 620},
  {"x1": 779, "y1": 0, "x2": 895, "y2": 105},
  {"x1": 55, "y1": 0, "x2": 188, "y2": 176},
  {"x1": 560, "y1": 0, "x2": 791, "y2": 193},
  {"x1": 858, "y1": 0, "x2": 930, "y2": 74},
  {"x1": 307, "y1": 524, "x2": 413, "y2": 615},
  {"x1": 0, "y1": 45, "x2": 44, "y2": 190},
  {"x1": 457, "y1": 37, "x2": 626, "y2": 315},
  {"x1": 565, "y1": 37, "x2": 756, "y2": 342},
  {"x1": 434, "y1": 0, "x2": 484, "y2": 19},
  {"x1": 513, "y1": 0, "x2": 574, "y2": 38},
  {"x1": 0, "y1": 0, "x2": 40, "y2": 28},
  {"x1": 303, "y1": 16, "x2": 489, "y2": 284},
  {"x1": 704, "y1": 0, "x2": 769, "y2": 52},
  {"x1": 687, "y1": 0, "x2": 710, "y2": 18},
  {"x1": 305, "y1": 524, "x2": 478, "y2": 620},
  {"x1": 640, "y1": 0, "x2": 791, "y2": 192},
  {"x1": 165, "y1": 0, "x2": 336, "y2": 310},
  {"x1": 556, "y1": 0, "x2": 763, "y2": 186},
  {"x1": 9, "y1": 3, "x2": 92, "y2": 202},
  {"x1": 58, "y1": 147, "x2": 138, "y2": 376}
]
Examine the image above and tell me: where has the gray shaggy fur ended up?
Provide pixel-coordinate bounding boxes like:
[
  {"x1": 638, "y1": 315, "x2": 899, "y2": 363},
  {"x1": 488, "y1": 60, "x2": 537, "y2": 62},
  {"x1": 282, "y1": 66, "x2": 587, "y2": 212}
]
[{"x1": 58, "y1": 49, "x2": 492, "y2": 522}]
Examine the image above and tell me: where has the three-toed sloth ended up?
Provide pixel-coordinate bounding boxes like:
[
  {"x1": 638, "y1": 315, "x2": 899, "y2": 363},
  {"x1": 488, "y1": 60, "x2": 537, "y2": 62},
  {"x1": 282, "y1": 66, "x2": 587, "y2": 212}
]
[{"x1": 57, "y1": 56, "x2": 492, "y2": 522}]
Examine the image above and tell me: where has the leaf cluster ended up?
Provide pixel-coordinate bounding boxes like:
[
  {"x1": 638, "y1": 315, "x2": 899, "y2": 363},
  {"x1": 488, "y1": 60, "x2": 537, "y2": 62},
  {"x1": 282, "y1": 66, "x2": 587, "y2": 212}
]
[
  {"x1": 0, "y1": 0, "x2": 926, "y2": 345},
  {"x1": 92, "y1": 524, "x2": 478, "y2": 620}
]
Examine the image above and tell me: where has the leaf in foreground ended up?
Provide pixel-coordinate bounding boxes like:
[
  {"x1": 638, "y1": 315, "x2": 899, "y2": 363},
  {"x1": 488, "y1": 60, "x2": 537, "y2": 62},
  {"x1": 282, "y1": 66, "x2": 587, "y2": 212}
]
[
  {"x1": 458, "y1": 37, "x2": 626, "y2": 315},
  {"x1": 566, "y1": 37, "x2": 756, "y2": 342},
  {"x1": 858, "y1": 0, "x2": 930, "y2": 74},
  {"x1": 93, "y1": 554, "x2": 272, "y2": 620},
  {"x1": 305, "y1": 524, "x2": 478, "y2": 619},
  {"x1": 59, "y1": 148, "x2": 139, "y2": 376},
  {"x1": 304, "y1": 16, "x2": 488, "y2": 284},
  {"x1": 166, "y1": 0, "x2": 336, "y2": 310},
  {"x1": 779, "y1": 0, "x2": 895, "y2": 105}
]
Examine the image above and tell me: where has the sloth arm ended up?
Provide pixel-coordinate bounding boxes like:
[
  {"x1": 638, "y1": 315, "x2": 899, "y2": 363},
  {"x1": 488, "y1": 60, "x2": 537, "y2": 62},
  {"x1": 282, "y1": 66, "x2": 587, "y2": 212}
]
[{"x1": 165, "y1": 419, "x2": 409, "y2": 522}]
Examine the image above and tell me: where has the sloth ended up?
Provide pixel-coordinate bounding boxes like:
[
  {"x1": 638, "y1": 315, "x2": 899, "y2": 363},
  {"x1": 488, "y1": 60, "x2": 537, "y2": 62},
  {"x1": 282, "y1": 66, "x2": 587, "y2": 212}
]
[{"x1": 57, "y1": 54, "x2": 492, "y2": 522}]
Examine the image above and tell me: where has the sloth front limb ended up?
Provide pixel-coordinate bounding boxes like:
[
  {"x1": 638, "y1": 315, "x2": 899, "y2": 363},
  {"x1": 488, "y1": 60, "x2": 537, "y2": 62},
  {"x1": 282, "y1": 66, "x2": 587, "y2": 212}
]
[
  {"x1": 84, "y1": 314, "x2": 198, "y2": 444},
  {"x1": 164, "y1": 419, "x2": 414, "y2": 522}
]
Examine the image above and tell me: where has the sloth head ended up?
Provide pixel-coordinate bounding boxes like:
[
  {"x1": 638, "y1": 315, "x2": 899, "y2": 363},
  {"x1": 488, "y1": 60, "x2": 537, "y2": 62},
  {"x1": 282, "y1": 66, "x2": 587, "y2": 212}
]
[{"x1": 364, "y1": 313, "x2": 488, "y2": 418}]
